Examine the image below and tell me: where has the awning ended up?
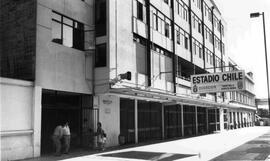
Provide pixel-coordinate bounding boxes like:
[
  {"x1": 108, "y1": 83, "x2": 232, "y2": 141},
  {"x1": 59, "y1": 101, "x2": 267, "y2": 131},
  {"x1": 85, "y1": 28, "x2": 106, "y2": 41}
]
[{"x1": 107, "y1": 87, "x2": 251, "y2": 109}]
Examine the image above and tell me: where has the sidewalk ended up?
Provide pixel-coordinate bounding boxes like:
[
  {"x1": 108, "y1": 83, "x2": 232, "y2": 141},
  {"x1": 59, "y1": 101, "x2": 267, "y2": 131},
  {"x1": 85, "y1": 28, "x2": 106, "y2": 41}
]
[{"x1": 22, "y1": 126, "x2": 270, "y2": 161}]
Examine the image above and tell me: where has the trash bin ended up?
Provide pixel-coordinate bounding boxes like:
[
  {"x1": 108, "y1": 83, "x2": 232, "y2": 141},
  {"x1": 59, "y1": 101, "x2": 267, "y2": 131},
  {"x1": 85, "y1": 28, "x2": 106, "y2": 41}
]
[{"x1": 118, "y1": 134, "x2": 125, "y2": 145}]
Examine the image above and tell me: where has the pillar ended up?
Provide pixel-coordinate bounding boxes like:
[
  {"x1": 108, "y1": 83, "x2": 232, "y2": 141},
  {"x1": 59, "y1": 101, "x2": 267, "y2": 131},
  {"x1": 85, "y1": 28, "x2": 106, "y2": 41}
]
[
  {"x1": 32, "y1": 86, "x2": 42, "y2": 157},
  {"x1": 135, "y1": 99, "x2": 138, "y2": 143}
]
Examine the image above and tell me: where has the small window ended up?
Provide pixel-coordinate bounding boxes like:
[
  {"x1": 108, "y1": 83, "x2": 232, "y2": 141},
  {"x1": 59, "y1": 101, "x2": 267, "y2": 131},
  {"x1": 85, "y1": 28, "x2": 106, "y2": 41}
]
[
  {"x1": 176, "y1": 31, "x2": 180, "y2": 44},
  {"x1": 198, "y1": 23, "x2": 201, "y2": 33},
  {"x1": 164, "y1": 0, "x2": 169, "y2": 4},
  {"x1": 137, "y1": 1, "x2": 143, "y2": 21},
  {"x1": 165, "y1": 23, "x2": 170, "y2": 38},
  {"x1": 96, "y1": 0, "x2": 107, "y2": 36},
  {"x1": 184, "y1": 36, "x2": 189, "y2": 49},
  {"x1": 95, "y1": 44, "x2": 107, "y2": 67}
]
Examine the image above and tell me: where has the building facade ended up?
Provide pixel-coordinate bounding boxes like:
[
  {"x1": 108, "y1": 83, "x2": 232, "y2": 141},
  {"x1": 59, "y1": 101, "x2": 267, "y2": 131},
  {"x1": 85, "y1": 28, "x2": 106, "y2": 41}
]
[{"x1": 0, "y1": 0, "x2": 256, "y2": 160}]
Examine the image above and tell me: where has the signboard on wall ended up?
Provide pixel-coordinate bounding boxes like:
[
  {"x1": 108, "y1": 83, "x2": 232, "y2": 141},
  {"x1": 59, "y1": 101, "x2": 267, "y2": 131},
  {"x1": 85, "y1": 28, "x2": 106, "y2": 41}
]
[{"x1": 191, "y1": 70, "x2": 245, "y2": 94}]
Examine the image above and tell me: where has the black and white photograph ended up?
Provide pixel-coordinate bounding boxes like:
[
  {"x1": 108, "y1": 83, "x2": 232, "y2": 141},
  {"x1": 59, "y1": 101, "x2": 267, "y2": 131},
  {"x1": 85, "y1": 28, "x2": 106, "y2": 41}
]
[{"x1": 1, "y1": 0, "x2": 270, "y2": 161}]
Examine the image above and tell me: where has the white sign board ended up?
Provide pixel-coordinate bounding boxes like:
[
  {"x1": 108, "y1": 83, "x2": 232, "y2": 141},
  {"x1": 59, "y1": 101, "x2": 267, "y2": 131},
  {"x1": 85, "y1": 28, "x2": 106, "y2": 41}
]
[{"x1": 191, "y1": 70, "x2": 245, "y2": 94}]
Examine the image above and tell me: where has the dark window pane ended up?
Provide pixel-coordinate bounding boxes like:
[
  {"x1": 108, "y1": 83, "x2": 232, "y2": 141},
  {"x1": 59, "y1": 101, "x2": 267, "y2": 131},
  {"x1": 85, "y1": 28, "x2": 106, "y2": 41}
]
[
  {"x1": 52, "y1": 21, "x2": 62, "y2": 44},
  {"x1": 73, "y1": 23, "x2": 84, "y2": 50},
  {"x1": 95, "y1": 0, "x2": 107, "y2": 36},
  {"x1": 95, "y1": 44, "x2": 107, "y2": 67},
  {"x1": 137, "y1": 2, "x2": 143, "y2": 21}
]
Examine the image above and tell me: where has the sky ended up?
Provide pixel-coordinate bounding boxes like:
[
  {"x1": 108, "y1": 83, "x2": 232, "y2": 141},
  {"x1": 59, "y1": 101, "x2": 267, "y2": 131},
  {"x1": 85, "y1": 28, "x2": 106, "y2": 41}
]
[{"x1": 214, "y1": 0, "x2": 270, "y2": 98}]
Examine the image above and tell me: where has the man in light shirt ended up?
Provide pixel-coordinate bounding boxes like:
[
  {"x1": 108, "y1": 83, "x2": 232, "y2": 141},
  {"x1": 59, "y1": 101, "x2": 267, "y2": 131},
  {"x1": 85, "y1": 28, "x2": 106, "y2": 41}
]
[
  {"x1": 51, "y1": 123, "x2": 64, "y2": 156},
  {"x1": 63, "y1": 122, "x2": 71, "y2": 154}
]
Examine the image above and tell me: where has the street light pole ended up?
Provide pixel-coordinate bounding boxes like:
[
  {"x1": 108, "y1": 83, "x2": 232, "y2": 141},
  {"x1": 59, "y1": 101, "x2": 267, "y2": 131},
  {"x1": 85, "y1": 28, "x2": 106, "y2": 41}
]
[{"x1": 250, "y1": 12, "x2": 270, "y2": 115}]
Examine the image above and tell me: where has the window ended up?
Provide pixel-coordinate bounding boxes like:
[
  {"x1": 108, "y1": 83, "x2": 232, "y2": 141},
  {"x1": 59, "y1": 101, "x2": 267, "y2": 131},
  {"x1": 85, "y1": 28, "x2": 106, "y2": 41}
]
[
  {"x1": 176, "y1": 30, "x2": 180, "y2": 44},
  {"x1": 95, "y1": 44, "x2": 107, "y2": 67},
  {"x1": 198, "y1": 23, "x2": 201, "y2": 33},
  {"x1": 52, "y1": 11, "x2": 84, "y2": 50},
  {"x1": 165, "y1": 22, "x2": 170, "y2": 38},
  {"x1": 96, "y1": 0, "x2": 106, "y2": 36},
  {"x1": 183, "y1": 8, "x2": 188, "y2": 21},
  {"x1": 221, "y1": 24, "x2": 224, "y2": 36},
  {"x1": 184, "y1": 35, "x2": 189, "y2": 49},
  {"x1": 137, "y1": 1, "x2": 143, "y2": 21},
  {"x1": 164, "y1": 0, "x2": 169, "y2": 4}
]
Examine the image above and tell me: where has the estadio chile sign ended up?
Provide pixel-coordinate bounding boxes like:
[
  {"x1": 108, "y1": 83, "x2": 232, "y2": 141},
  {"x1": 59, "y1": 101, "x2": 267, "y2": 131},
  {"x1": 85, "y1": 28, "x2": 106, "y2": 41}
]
[{"x1": 191, "y1": 70, "x2": 245, "y2": 94}]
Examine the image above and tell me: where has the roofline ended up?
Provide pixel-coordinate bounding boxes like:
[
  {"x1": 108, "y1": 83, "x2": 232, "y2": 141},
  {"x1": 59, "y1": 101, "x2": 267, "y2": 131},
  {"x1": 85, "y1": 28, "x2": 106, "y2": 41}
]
[{"x1": 210, "y1": 0, "x2": 222, "y2": 15}]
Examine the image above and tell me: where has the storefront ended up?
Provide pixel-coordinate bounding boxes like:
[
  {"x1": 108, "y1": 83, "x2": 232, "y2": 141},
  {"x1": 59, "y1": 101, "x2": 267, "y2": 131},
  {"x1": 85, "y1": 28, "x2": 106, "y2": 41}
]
[{"x1": 107, "y1": 88, "x2": 225, "y2": 145}]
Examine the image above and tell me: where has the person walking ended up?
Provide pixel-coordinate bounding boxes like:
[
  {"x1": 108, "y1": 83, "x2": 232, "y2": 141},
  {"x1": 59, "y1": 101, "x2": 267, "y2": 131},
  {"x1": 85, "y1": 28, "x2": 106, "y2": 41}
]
[
  {"x1": 51, "y1": 123, "x2": 63, "y2": 156},
  {"x1": 96, "y1": 122, "x2": 106, "y2": 151},
  {"x1": 62, "y1": 122, "x2": 71, "y2": 154}
]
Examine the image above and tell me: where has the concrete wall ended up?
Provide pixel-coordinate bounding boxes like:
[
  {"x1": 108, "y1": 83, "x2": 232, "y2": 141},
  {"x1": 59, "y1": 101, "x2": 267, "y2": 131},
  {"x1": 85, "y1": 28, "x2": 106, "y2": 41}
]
[
  {"x1": 95, "y1": 95, "x2": 120, "y2": 147},
  {"x1": 1, "y1": 78, "x2": 42, "y2": 161},
  {"x1": 36, "y1": 0, "x2": 94, "y2": 94}
]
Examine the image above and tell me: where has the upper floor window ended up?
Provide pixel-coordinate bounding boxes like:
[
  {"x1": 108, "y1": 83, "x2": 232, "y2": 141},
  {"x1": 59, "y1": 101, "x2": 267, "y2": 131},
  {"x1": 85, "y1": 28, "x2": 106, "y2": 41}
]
[
  {"x1": 95, "y1": 43, "x2": 107, "y2": 67},
  {"x1": 192, "y1": 15, "x2": 202, "y2": 35},
  {"x1": 96, "y1": 0, "x2": 106, "y2": 36},
  {"x1": 175, "y1": 25, "x2": 188, "y2": 49},
  {"x1": 165, "y1": 22, "x2": 170, "y2": 38},
  {"x1": 52, "y1": 11, "x2": 84, "y2": 50},
  {"x1": 204, "y1": 4, "x2": 212, "y2": 23},
  {"x1": 164, "y1": 0, "x2": 169, "y2": 4},
  {"x1": 137, "y1": 1, "x2": 144, "y2": 21},
  {"x1": 221, "y1": 24, "x2": 224, "y2": 36},
  {"x1": 176, "y1": 1, "x2": 189, "y2": 22},
  {"x1": 192, "y1": 39, "x2": 203, "y2": 59}
]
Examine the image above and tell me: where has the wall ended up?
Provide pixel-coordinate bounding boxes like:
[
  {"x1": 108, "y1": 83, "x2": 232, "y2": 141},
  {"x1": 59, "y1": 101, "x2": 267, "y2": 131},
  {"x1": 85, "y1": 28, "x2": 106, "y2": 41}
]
[
  {"x1": 0, "y1": 0, "x2": 36, "y2": 81},
  {"x1": 1, "y1": 78, "x2": 42, "y2": 161},
  {"x1": 35, "y1": 0, "x2": 94, "y2": 94},
  {"x1": 95, "y1": 95, "x2": 120, "y2": 147}
]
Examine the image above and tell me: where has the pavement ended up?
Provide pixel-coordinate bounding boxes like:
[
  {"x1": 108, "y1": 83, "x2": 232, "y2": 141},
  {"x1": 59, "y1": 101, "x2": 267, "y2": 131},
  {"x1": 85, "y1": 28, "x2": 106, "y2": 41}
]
[{"x1": 22, "y1": 126, "x2": 270, "y2": 161}]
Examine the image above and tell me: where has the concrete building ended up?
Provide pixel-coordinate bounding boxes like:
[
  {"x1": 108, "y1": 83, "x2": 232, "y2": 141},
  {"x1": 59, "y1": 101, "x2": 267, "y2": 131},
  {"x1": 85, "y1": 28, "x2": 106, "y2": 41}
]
[
  {"x1": 1, "y1": 0, "x2": 95, "y2": 160},
  {"x1": 0, "y1": 0, "x2": 256, "y2": 160},
  {"x1": 227, "y1": 58, "x2": 256, "y2": 129}
]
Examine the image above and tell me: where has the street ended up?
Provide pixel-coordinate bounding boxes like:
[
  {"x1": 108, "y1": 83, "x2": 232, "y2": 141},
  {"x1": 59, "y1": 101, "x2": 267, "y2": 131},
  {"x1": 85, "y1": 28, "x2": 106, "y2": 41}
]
[{"x1": 23, "y1": 126, "x2": 270, "y2": 161}]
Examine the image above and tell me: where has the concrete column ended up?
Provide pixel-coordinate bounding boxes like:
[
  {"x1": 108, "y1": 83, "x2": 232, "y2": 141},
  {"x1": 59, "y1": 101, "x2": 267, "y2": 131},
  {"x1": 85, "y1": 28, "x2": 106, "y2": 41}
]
[
  {"x1": 161, "y1": 104, "x2": 165, "y2": 139},
  {"x1": 181, "y1": 104, "x2": 184, "y2": 137},
  {"x1": 219, "y1": 108, "x2": 224, "y2": 131},
  {"x1": 215, "y1": 108, "x2": 218, "y2": 131},
  {"x1": 134, "y1": 99, "x2": 138, "y2": 143},
  {"x1": 195, "y1": 106, "x2": 198, "y2": 135},
  {"x1": 32, "y1": 86, "x2": 42, "y2": 157},
  {"x1": 240, "y1": 112, "x2": 244, "y2": 128},
  {"x1": 206, "y1": 109, "x2": 209, "y2": 133}
]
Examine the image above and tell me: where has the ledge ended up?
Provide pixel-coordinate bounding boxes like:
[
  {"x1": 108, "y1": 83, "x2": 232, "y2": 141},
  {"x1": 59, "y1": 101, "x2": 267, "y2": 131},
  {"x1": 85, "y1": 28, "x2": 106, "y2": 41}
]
[{"x1": 1, "y1": 130, "x2": 34, "y2": 137}]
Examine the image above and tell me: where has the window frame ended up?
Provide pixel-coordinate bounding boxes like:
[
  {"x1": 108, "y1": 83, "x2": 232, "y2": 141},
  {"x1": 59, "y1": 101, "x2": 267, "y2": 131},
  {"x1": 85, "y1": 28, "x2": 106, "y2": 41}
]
[{"x1": 51, "y1": 11, "x2": 84, "y2": 50}]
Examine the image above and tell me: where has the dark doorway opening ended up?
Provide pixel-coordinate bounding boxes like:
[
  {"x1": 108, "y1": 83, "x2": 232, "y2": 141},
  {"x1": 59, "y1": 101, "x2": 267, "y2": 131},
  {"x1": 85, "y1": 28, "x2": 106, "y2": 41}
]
[
  {"x1": 138, "y1": 101, "x2": 162, "y2": 142},
  {"x1": 41, "y1": 89, "x2": 95, "y2": 155},
  {"x1": 120, "y1": 98, "x2": 135, "y2": 144},
  {"x1": 164, "y1": 105, "x2": 182, "y2": 138},
  {"x1": 183, "y1": 105, "x2": 196, "y2": 136}
]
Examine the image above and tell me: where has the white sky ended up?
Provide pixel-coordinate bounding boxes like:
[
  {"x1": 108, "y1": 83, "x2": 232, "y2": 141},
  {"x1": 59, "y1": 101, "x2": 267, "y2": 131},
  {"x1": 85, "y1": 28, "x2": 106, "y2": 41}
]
[{"x1": 214, "y1": 0, "x2": 270, "y2": 98}]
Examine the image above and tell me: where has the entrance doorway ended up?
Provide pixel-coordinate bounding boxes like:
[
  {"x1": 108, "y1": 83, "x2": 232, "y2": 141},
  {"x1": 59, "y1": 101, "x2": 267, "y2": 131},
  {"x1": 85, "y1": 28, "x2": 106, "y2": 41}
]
[
  {"x1": 164, "y1": 105, "x2": 182, "y2": 138},
  {"x1": 41, "y1": 89, "x2": 96, "y2": 155}
]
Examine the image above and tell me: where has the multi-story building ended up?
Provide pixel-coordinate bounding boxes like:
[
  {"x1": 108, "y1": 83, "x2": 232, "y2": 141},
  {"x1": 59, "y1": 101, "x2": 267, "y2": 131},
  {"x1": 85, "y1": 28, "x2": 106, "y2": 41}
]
[
  {"x1": 227, "y1": 58, "x2": 256, "y2": 129},
  {"x1": 1, "y1": 0, "x2": 95, "y2": 160},
  {"x1": 0, "y1": 0, "x2": 256, "y2": 160}
]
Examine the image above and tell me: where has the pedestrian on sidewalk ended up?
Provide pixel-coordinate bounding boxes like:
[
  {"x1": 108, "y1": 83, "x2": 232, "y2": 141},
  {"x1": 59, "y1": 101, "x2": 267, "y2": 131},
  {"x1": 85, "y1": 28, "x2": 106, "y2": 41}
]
[
  {"x1": 96, "y1": 122, "x2": 106, "y2": 151},
  {"x1": 62, "y1": 121, "x2": 71, "y2": 154},
  {"x1": 51, "y1": 123, "x2": 64, "y2": 156}
]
